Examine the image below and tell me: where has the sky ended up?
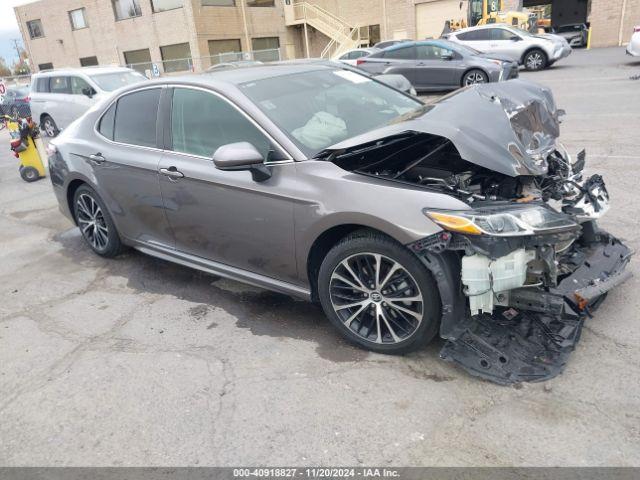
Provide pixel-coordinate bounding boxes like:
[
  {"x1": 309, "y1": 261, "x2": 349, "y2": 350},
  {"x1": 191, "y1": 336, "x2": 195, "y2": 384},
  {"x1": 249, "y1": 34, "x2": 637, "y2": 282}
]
[{"x1": 0, "y1": 0, "x2": 36, "y2": 65}]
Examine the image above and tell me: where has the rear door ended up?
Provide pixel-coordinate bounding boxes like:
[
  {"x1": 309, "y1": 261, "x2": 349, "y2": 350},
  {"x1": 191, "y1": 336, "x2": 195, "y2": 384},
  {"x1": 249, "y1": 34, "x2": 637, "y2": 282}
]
[
  {"x1": 414, "y1": 43, "x2": 457, "y2": 89},
  {"x1": 88, "y1": 87, "x2": 173, "y2": 247}
]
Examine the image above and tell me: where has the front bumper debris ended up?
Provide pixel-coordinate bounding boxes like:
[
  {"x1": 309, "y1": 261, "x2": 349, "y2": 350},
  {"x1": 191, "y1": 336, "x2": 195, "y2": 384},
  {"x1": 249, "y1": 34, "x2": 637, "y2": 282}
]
[{"x1": 412, "y1": 227, "x2": 633, "y2": 385}]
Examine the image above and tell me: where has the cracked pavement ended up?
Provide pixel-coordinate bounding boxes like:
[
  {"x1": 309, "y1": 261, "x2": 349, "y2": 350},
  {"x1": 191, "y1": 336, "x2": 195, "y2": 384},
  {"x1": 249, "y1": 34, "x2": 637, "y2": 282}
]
[{"x1": 0, "y1": 48, "x2": 639, "y2": 466}]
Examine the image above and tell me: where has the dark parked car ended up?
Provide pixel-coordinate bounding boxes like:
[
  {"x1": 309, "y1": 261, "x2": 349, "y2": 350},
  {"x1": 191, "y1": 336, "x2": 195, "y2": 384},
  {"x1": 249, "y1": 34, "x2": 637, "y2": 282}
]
[
  {"x1": 48, "y1": 64, "x2": 631, "y2": 383},
  {"x1": 356, "y1": 39, "x2": 519, "y2": 92},
  {"x1": 552, "y1": 23, "x2": 588, "y2": 48},
  {"x1": 1, "y1": 86, "x2": 31, "y2": 117}
]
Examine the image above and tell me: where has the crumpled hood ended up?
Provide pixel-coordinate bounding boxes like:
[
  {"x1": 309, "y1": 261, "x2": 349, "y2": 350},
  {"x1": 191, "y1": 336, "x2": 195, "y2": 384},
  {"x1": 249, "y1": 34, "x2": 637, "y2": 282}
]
[{"x1": 322, "y1": 79, "x2": 563, "y2": 177}]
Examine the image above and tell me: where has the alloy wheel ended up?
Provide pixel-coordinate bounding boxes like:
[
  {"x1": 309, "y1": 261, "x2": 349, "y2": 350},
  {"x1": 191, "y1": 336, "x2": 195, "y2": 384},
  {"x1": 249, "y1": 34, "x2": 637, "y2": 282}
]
[
  {"x1": 329, "y1": 253, "x2": 424, "y2": 345},
  {"x1": 464, "y1": 72, "x2": 487, "y2": 86},
  {"x1": 76, "y1": 193, "x2": 109, "y2": 251},
  {"x1": 526, "y1": 52, "x2": 544, "y2": 70}
]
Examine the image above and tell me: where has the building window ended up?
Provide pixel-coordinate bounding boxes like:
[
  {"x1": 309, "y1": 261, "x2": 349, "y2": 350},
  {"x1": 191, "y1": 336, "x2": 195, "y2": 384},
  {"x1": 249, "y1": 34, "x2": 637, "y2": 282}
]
[
  {"x1": 69, "y1": 8, "x2": 88, "y2": 30},
  {"x1": 26, "y1": 19, "x2": 44, "y2": 39},
  {"x1": 124, "y1": 48, "x2": 152, "y2": 74},
  {"x1": 208, "y1": 39, "x2": 242, "y2": 64},
  {"x1": 112, "y1": 0, "x2": 142, "y2": 20},
  {"x1": 38, "y1": 63, "x2": 53, "y2": 71},
  {"x1": 247, "y1": 0, "x2": 274, "y2": 6},
  {"x1": 160, "y1": 43, "x2": 192, "y2": 72},
  {"x1": 359, "y1": 24, "x2": 380, "y2": 47},
  {"x1": 202, "y1": 0, "x2": 235, "y2": 5},
  {"x1": 251, "y1": 37, "x2": 279, "y2": 61},
  {"x1": 80, "y1": 56, "x2": 99, "y2": 67},
  {"x1": 151, "y1": 0, "x2": 183, "y2": 12}
]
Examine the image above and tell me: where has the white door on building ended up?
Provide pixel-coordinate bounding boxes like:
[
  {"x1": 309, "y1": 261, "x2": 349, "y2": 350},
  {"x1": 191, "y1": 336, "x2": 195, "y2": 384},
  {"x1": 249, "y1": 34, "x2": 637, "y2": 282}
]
[{"x1": 416, "y1": 0, "x2": 468, "y2": 40}]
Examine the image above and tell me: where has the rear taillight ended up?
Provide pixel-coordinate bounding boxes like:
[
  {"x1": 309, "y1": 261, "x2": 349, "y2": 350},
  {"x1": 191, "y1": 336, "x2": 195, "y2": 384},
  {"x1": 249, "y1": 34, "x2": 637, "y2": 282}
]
[
  {"x1": 24, "y1": 96, "x2": 30, "y2": 102},
  {"x1": 356, "y1": 59, "x2": 366, "y2": 66}
]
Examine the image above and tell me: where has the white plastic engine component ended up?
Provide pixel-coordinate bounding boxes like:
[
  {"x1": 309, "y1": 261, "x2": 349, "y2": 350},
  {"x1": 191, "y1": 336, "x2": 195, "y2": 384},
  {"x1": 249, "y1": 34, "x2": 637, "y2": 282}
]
[{"x1": 461, "y1": 249, "x2": 535, "y2": 315}]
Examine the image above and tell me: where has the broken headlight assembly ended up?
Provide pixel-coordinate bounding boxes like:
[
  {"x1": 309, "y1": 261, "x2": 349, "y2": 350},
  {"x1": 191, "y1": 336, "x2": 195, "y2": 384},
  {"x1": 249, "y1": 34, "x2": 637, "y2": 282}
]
[{"x1": 424, "y1": 205, "x2": 578, "y2": 237}]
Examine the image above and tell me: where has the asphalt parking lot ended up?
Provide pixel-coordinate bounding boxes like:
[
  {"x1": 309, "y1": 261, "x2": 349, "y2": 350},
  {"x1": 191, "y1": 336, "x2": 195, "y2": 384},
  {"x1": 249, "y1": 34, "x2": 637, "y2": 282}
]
[{"x1": 1, "y1": 47, "x2": 639, "y2": 467}]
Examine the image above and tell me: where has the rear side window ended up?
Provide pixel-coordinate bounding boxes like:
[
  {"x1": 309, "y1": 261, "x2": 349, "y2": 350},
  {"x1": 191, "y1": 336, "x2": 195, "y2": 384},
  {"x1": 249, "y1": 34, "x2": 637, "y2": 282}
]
[
  {"x1": 383, "y1": 46, "x2": 415, "y2": 60},
  {"x1": 457, "y1": 30, "x2": 490, "y2": 41},
  {"x1": 113, "y1": 89, "x2": 161, "y2": 148},
  {"x1": 50, "y1": 76, "x2": 71, "y2": 94},
  {"x1": 98, "y1": 103, "x2": 116, "y2": 140}
]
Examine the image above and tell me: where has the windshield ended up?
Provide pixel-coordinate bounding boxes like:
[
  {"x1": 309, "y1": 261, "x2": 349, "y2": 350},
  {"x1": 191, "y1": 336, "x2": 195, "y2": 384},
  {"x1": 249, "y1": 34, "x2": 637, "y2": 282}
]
[
  {"x1": 239, "y1": 69, "x2": 423, "y2": 157},
  {"x1": 89, "y1": 71, "x2": 147, "y2": 92}
]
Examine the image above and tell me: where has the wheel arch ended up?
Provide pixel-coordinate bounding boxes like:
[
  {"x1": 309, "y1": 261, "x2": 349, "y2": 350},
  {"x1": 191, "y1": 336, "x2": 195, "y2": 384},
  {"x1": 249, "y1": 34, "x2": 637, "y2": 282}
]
[
  {"x1": 521, "y1": 46, "x2": 548, "y2": 65},
  {"x1": 460, "y1": 67, "x2": 489, "y2": 87},
  {"x1": 66, "y1": 178, "x2": 88, "y2": 225},
  {"x1": 306, "y1": 224, "x2": 406, "y2": 302}
]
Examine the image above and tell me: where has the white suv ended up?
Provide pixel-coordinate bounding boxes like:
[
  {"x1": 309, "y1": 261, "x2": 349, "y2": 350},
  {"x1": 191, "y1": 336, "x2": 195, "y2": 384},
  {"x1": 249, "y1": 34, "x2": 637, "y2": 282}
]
[
  {"x1": 445, "y1": 25, "x2": 571, "y2": 71},
  {"x1": 30, "y1": 66, "x2": 147, "y2": 137}
]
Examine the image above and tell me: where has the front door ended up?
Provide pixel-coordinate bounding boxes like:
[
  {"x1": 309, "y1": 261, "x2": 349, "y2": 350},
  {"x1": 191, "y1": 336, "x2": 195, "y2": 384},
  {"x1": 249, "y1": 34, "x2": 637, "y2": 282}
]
[
  {"x1": 414, "y1": 43, "x2": 457, "y2": 89},
  {"x1": 157, "y1": 86, "x2": 298, "y2": 283}
]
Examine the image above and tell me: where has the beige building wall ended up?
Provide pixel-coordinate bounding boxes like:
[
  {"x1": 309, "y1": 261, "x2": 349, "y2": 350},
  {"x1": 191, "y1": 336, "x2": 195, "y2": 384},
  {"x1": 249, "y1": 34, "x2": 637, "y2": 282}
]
[{"x1": 589, "y1": 0, "x2": 640, "y2": 48}]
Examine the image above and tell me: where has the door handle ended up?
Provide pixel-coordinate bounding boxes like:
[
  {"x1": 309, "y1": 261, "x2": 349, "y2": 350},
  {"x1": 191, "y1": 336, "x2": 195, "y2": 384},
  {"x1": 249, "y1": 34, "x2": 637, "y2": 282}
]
[
  {"x1": 159, "y1": 167, "x2": 184, "y2": 179},
  {"x1": 89, "y1": 153, "x2": 105, "y2": 164}
]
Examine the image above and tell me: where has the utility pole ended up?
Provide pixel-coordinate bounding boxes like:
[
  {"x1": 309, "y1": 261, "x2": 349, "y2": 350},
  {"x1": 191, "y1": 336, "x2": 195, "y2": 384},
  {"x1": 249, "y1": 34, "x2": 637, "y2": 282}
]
[{"x1": 12, "y1": 39, "x2": 21, "y2": 60}]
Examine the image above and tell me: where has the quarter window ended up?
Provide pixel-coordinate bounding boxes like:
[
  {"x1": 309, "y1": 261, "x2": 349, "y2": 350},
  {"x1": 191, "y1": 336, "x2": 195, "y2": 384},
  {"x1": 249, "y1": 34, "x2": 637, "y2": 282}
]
[
  {"x1": 113, "y1": 89, "x2": 161, "y2": 148},
  {"x1": 27, "y1": 19, "x2": 44, "y2": 39},
  {"x1": 69, "y1": 8, "x2": 88, "y2": 29},
  {"x1": 170, "y1": 88, "x2": 270, "y2": 159},
  {"x1": 98, "y1": 103, "x2": 117, "y2": 140},
  {"x1": 112, "y1": 0, "x2": 142, "y2": 20}
]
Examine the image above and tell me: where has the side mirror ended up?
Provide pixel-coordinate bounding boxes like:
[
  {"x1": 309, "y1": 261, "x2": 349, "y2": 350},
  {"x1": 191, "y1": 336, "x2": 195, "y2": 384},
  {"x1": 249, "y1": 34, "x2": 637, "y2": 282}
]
[
  {"x1": 510, "y1": 35, "x2": 522, "y2": 42},
  {"x1": 213, "y1": 142, "x2": 272, "y2": 182},
  {"x1": 441, "y1": 52, "x2": 454, "y2": 60},
  {"x1": 82, "y1": 87, "x2": 95, "y2": 98}
]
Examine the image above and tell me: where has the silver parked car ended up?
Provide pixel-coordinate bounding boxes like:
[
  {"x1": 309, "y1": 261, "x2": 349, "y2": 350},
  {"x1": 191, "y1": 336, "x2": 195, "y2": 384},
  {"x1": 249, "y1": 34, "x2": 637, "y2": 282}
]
[
  {"x1": 356, "y1": 39, "x2": 519, "y2": 92},
  {"x1": 552, "y1": 23, "x2": 589, "y2": 48},
  {"x1": 445, "y1": 24, "x2": 572, "y2": 71},
  {"x1": 30, "y1": 66, "x2": 147, "y2": 137},
  {"x1": 47, "y1": 63, "x2": 632, "y2": 383}
]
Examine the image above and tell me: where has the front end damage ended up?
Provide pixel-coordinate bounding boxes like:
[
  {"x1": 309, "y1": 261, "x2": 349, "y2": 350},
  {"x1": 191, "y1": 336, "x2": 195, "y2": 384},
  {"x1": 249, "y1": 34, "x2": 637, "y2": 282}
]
[{"x1": 321, "y1": 80, "x2": 633, "y2": 384}]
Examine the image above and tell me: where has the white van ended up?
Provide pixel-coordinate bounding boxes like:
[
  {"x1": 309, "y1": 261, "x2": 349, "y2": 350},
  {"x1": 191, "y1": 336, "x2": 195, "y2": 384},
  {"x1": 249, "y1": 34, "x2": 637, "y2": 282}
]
[{"x1": 30, "y1": 66, "x2": 147, "y2": 137}]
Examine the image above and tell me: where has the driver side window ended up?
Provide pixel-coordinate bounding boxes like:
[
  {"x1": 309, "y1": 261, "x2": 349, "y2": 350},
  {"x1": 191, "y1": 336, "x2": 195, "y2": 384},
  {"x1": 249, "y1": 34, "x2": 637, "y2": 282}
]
[
  {"x1": 491, "y1": 28, "x2": 515, "y2": 41},
  {"x1": 70, "y1": 76, "x2": 92, "y2": 95},
  {"x1": 170, "y1": 88, "x2": 271, "y2": 159}
]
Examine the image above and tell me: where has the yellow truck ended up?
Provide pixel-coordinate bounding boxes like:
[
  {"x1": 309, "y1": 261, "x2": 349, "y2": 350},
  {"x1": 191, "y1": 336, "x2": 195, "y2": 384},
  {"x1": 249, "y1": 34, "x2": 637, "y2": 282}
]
[{"x1": 449, "y1": 0, "x2": 534, "y2": 32}]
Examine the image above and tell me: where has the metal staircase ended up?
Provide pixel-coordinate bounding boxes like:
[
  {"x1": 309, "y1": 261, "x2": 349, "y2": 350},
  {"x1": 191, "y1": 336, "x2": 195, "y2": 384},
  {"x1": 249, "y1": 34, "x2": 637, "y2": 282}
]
[{"x1": 284, "y1": 2, "x2": 368, "y2": 59}]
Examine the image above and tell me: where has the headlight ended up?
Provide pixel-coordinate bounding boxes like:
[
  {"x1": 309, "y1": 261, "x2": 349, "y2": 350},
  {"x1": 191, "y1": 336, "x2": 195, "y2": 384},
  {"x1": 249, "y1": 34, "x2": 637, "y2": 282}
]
[{"x1": 424, "y1": 205, "x2": 578, "y2": 237}]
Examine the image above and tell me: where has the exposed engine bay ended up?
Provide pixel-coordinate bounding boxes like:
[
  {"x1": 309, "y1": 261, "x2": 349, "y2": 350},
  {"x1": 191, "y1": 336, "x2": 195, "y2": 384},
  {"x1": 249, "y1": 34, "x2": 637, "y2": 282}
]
[{"x1": 321, "y1": 80, "x2": 633, "y2": 384}]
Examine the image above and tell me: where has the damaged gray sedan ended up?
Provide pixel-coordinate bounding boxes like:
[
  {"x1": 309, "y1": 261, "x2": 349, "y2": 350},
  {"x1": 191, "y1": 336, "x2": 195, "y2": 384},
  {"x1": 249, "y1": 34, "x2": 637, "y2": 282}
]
[{"x1": 49, "y1": 64, "x2": 632, "y2": 384}]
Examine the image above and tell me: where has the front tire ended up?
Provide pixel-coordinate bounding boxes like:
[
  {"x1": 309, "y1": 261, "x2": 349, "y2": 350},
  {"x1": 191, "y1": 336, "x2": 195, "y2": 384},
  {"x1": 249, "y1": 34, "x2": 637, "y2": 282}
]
[
  {"x1": 523, "y1": 49, "x2": 548, "y2": 71},
  {"x1": 317, "y1": 231, "x2": 441, "y2": 354},
  {"x1": 42, "y1": 115, "x2": 59, "y2": 137},
  {"x1": 73, "y1": 185, "x2": 123, "y2": 257},
  {"x1": 462, "y1": 69, "x2": 489, "y2": 87}
]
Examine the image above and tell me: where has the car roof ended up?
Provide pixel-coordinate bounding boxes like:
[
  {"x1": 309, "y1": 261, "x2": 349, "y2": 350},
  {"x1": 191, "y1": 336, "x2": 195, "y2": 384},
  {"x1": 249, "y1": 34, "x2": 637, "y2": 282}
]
[
  {"x1": 452, "y1": 24, "x2": 515, "y2": 34},
  {"x1": 33, "y1": 66, "x2": 135, "y2": 77}
]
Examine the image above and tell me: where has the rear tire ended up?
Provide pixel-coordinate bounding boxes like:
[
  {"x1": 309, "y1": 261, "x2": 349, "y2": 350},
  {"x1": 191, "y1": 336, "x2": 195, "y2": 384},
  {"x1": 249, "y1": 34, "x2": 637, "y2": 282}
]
[
  {"x1": 73, "y1": 185, "x2": 123, "y2": 258},
  {"x1": 317, "y1": 230, "x2": 441, "y2": 354},
  {"x1": 523, "y1": 49, "x2": 548, "y2": 71},
  {"x1": 42, "y1": 115, "x2": 59, "y2": 137},
  {"x1": 462, "y1": 69, "x2": 489, "y2": 87}
]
